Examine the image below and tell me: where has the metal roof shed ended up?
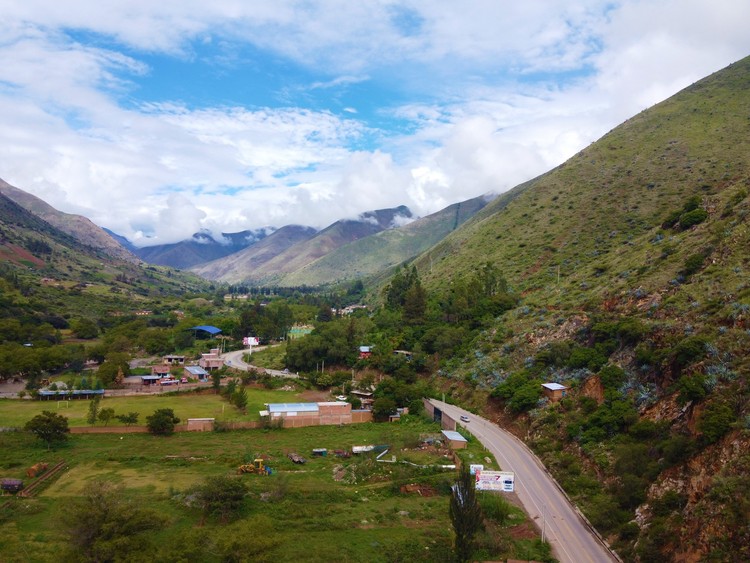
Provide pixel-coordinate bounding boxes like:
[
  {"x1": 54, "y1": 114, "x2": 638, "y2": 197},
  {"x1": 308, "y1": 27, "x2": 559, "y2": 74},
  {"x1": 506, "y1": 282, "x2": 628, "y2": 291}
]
[
  {"x1": 190, "y1": 325, "x2": 222, "y2": 335},
  {"x1": 185, "y1": 366, "x2": 209, "y2": 377},
  {"x1": 266, "y1": 403, "x2": 319, "y2": 417},
  {"x1": 442, "y1": 430, "x2": 468, "y2": 450}
]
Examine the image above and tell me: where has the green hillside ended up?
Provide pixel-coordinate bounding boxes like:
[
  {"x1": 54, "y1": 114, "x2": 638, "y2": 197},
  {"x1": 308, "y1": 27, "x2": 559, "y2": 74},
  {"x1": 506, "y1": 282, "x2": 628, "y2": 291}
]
[
  {"x1": 404, "y1": 55, "x2": 750, "y2": 560},
  {"x1": 421, "y1": 57, "x2": 750, "y2": 302},
  {"x1": 0, "y1": 189, "x2": 211, "y2": 301},
  {"x1": 279, "y1": 195, "x2": 490, "y2": 287}
]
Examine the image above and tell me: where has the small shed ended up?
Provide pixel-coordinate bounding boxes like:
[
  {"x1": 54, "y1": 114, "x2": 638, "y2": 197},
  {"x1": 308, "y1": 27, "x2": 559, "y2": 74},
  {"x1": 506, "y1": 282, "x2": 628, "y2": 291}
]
[
  {"x1": 441, "y1": 430, "x2": 468, "y2": 450},
  {"x1": 542, "y1": 382, "x2": 568, "y2": 402},
  {"x1": 141, "y1": 375, "x2": 161, "y2": 385}
]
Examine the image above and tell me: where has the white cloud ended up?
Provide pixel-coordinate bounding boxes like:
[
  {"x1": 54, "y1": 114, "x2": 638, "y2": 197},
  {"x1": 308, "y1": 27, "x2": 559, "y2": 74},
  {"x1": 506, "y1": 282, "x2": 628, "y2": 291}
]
[{"x1": 0, "y1": 1, "x2": 749, "y2": 246}]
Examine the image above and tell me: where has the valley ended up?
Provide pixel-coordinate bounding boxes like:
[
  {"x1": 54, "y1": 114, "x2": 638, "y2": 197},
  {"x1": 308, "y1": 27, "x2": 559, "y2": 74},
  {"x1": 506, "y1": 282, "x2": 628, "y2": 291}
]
[{"x1": 1, "y1": 52, "x2": 750, "y2": 563}]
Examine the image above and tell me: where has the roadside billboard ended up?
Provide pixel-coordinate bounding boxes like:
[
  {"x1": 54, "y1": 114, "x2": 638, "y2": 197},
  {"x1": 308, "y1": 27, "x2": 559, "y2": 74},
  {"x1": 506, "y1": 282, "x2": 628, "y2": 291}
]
[
  {"x1": 243, "y1": 336, "x2": 260, "y2": 346},
  {"x1": 475, "y1": 470, "x2": 515, "y2": 492}
]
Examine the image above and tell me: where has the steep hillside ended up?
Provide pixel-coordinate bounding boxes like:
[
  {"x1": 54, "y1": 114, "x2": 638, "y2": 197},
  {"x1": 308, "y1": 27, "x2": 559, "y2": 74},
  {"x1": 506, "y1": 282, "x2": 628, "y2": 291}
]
[
  {"x1": 421, "y1": 57, "x2": 750, "y2": 301},
  {"x1": 410, "y1": 56, "x2": 750, "y2": 561},
  {"x1": 0, "y1": 189, "x2": 210, "y2": 298},
  {"x1": 279, "y1": 195, "x2": 491, "y2": 287},
  {"x1": 195, "y1": 206, "x2": 412, "y2": 284},
  {"x1": 0, "y1": 179, "x2": 138, "y2": 263},
  {"x1": 191, "y1": 224, "x2": 318, "y2": 282},
  {"x1": 134, "y1": 228, "x2": 273, "y2": 269}
]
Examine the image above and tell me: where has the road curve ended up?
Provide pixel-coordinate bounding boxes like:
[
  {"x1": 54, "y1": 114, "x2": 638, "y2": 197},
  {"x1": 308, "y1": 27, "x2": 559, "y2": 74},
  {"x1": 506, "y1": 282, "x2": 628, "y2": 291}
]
[
  {"x1": 429, "y1": 399, "x2": 618, "y2": 563},
  {"x1": 221, "y1": 349, "x2": 299, "y2": 379}
]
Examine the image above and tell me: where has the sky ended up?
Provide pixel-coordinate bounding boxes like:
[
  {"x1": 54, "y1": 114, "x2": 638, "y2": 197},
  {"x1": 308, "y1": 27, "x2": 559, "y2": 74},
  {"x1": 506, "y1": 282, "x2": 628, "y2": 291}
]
[{"x1": 1, "y1": 1, "x2": 749, "y2": 247}]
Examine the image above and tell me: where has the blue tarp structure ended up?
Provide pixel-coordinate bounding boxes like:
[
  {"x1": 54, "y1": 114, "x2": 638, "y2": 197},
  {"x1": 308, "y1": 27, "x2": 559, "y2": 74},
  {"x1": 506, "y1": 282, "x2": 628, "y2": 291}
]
[{"x1": 189, "y1": 325, "x2": 222, "y2": 335}]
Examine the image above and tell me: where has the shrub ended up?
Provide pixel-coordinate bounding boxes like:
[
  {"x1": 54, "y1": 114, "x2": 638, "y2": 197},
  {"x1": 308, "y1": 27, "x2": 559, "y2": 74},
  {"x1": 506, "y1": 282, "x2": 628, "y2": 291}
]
[
  {"x1": 146, "y1": 408, "x2": 180, "y2": 436},
  {"x1": 599, "y1": 365, "x2": 626, "y2": 390},
  {"x1": 682, "y1": 253, "x2": 706, "y2": 277},
  {"x1": 676, "y1": 373, "x2": 708, "y2": 405},
  {"x1": 672, "y1": 336, "x2": 708, "y2": 371},
  {"x1": 679, "y1": 208, "x2": 708, "y2": 229},
  {"x1": 568, "y1": 346, "x2": 607, "y2": 371},
  {"x1": 697, "y1": 401, "x2": 735, "y2": 444},
  {"x1": 651, "y1": 490, "x2": 687, "y2": 517},
  {"x1": 478, "y1": 492, "x2": 512, "y2": 524}
]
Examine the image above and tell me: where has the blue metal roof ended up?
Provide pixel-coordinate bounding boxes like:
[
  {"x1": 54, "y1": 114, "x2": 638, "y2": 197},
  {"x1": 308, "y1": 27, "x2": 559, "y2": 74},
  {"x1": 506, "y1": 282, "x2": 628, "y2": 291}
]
[
  {"x1": 268, "y1": 403, "x2": 319, "y2": 413},
  {"x1": 442, "y1": 430, "x2": 467, "y2": 442},
  {"x1": 185, "y1": 366, "x2": 208, "y2": 375},
  {"x1": 190, "y1": 325, "x2": 222, "y2": 335}
]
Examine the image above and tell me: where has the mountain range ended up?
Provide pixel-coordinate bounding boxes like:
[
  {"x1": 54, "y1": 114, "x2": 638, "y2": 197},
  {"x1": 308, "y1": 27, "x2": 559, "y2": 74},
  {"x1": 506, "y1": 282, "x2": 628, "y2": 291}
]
[
  {"x1": 0, "y1": 178, "x2": 492, "y2": 288},
  {"x1": 1, "y1": 53, "x2": 750, "y2": 561}
]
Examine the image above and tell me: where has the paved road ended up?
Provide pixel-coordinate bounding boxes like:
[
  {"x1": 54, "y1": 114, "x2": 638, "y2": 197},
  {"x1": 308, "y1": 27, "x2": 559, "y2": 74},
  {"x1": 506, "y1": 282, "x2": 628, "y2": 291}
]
[
  {"x1": 221, "y1": 349, "x2": 299, "y2": 379},
  {"x1": 429, "y1": 399, "x2": 619, "y2": 563}
]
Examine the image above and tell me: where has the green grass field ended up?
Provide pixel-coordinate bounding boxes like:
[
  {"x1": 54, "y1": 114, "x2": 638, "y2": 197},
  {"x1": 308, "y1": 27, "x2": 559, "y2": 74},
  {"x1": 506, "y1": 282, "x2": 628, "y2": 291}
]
[
  {"x1": 0, "y1": 417, "x2": 552, "y2": 562},
  {"x1": 0, "y1": 387, "x2": 305, "y2": 428}
]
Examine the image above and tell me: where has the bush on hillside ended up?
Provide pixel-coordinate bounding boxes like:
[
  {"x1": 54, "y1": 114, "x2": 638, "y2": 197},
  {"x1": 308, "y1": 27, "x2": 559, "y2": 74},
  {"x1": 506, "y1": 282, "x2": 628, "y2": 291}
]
[{"x1": 679, "y1": 208, "x2": 708, "y2": 229}]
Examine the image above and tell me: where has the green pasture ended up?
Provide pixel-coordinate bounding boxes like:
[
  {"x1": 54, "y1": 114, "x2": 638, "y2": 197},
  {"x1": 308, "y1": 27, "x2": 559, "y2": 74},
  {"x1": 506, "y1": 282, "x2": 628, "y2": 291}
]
[
  {"x1": 0, "y1": 387, "x2": 302, "y2": 428},
  {"x1": 0, "y1": 417, "x2": 550, "y2": 562}
]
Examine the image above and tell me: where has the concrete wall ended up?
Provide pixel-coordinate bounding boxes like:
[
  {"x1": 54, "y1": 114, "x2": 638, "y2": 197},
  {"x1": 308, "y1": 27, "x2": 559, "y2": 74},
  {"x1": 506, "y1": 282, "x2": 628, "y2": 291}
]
[
  {"x1": 69, "y1": 411, "x2": 372, "y2": 434},
  {"x1": 422, "y1": 399, "x2": 457, "y2": 431},
  {"x1": 187, "y1": 419, "x2": 215, "y2": 431}
]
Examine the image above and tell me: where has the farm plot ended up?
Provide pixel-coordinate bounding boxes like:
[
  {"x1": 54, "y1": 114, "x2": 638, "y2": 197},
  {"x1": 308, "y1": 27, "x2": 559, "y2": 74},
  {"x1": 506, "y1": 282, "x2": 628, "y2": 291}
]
[{"x1": 0, "y1": 418, "x2": 551, "y2": 562}]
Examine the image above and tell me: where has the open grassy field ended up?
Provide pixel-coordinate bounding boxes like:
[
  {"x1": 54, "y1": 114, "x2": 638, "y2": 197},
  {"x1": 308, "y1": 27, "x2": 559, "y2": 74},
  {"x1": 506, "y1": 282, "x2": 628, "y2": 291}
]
[
  {"x1": 0, "y1": 417, "x2": 552, "y2": 562},
  {"x1": 0, "y1": 387, "x2": 305, "y2": 428}
]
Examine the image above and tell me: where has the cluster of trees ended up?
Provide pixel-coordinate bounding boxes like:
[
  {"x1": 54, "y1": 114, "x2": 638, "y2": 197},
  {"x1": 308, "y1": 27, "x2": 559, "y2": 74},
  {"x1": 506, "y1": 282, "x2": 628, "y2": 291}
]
[
  {"x1": 286, "y1": 263, "x2": 516, "y2": 376},
  {"x1": 85, "y1": 396, "x2": 139, "y2": 426}
]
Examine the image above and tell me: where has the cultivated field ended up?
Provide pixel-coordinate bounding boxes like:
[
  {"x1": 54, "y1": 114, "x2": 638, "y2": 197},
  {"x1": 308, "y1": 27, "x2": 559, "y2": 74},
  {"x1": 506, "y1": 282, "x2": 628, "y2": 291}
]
[{"x1": 0, "y1": 417, "x2": 552, "y2": 562}]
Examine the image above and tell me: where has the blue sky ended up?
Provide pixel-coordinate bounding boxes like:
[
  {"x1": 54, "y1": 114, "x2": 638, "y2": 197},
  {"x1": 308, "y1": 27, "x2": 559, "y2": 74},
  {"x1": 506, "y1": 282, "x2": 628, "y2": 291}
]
[{"x1": 1, "y1": 1, "x2": 749, "y2": 246}]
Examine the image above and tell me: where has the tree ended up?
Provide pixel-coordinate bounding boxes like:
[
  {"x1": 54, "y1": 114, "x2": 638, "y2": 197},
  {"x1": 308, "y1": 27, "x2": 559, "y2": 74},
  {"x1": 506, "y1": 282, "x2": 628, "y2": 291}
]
[
  {"x1": 70, "y1": 317, "x2": 98, "y2": 339},
  {"x1": 146, "y1": 408, "x2": 180, "y2": 436},
  {"x1": 25, "y1": 410, "x2": 69, "y2": 449},
  {"x1": 191, "y1": 475, "x2": 249, "y2": 523},
  {"x1": 372, "y1": 397, "x2": 397, "y2": 421},
  {"x1": 212, "y1": 370, "x2": 222, "y2": 394},
  {"x1": 97, "y1": 407, "x2": 115, "y2": 426},
  {"x1": 86, "y1": 396, "x2": 101, "y2": 425},
  {"x1": 232, "y1": 386, "x2": 248, "y2": 412},
  {"x1": 116, "y1": 412, "x2": 139, "y2": 426},
  {"x1": 66, "y1": 480, "x2": 165, "y2": 562},
  {"x1": 450, "y1": 464, "x2": 483, "y2": 562}
]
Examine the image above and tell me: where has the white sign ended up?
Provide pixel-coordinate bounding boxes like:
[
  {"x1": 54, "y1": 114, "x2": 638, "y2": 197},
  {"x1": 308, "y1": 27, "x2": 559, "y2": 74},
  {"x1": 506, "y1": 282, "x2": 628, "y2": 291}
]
[
  {"x1": 243, "y1": 336, "x2": 260, "y2": 346},
  {"x1": 469, "y1": 464, "x2": 484, "y2": 475},
  {"x1": 475, "y1": 470, "x2": 515, "y2": 492}
]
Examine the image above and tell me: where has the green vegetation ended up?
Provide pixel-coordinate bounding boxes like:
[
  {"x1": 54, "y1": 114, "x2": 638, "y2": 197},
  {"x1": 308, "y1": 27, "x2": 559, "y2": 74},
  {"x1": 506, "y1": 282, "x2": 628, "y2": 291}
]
[
  {"x1": 0, "y1": 388, "x2": 303, "y2": 428},
  {"x1": 450, "y1": 464, "x2": 483, "y2": 562},
  {"x1": 24, "y1": 410, "x2": 70, "y2": 449},
  {"x1": 2, "y1": 53, "x2": 750, "y2": 563},
  {"x1": 0, "y1": 419, "x2": 543, "y2": 562},
  {"x1": 146, "y1": 408, "x2": 181, "y2": 435}
]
